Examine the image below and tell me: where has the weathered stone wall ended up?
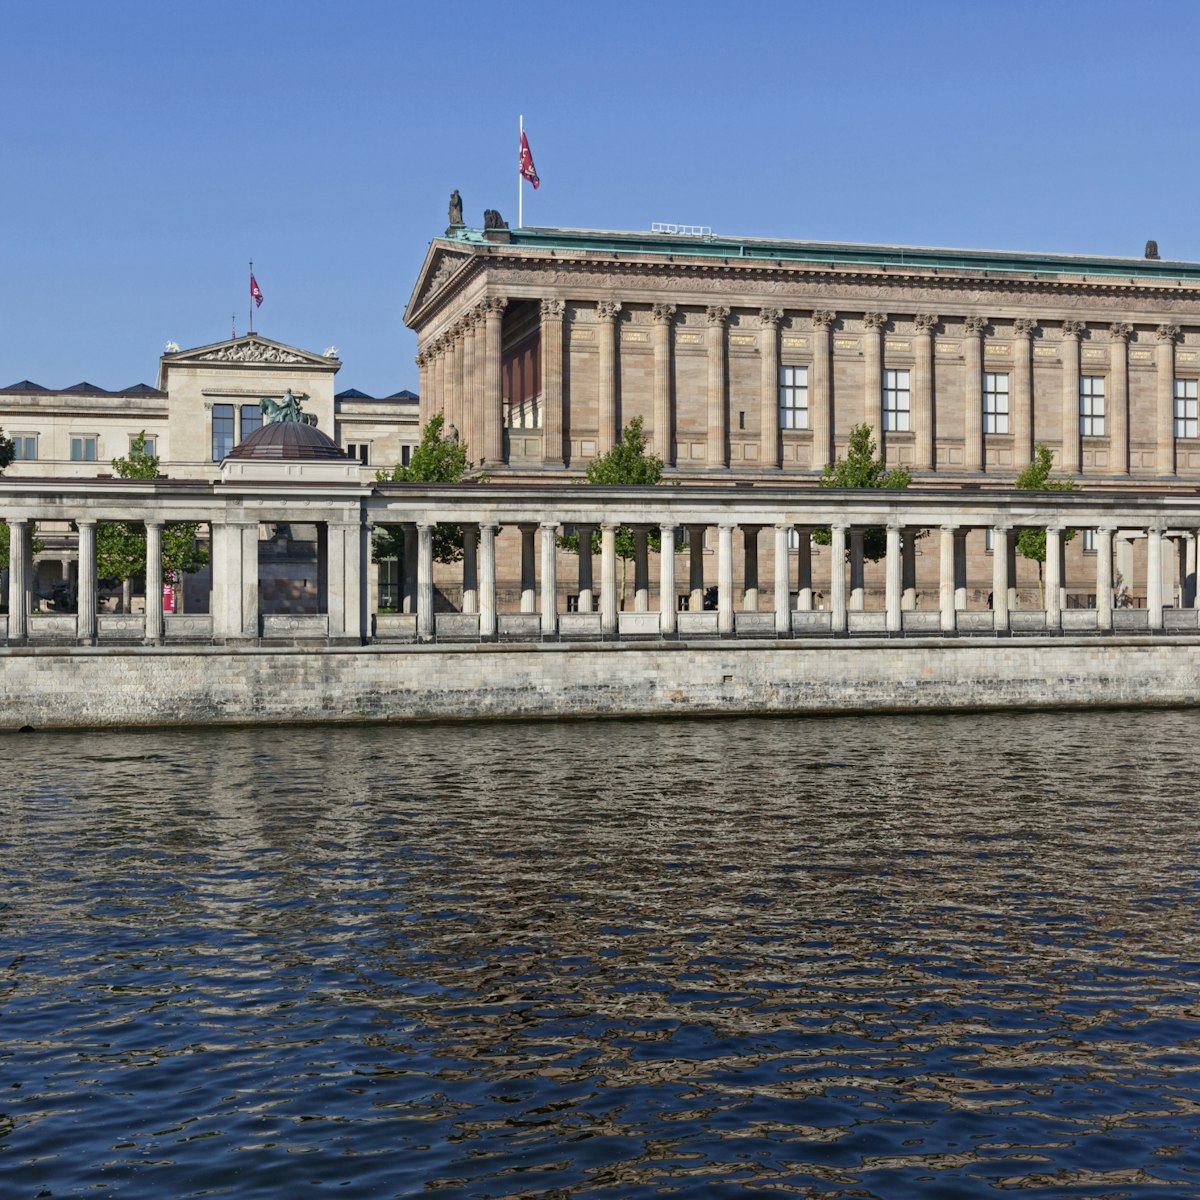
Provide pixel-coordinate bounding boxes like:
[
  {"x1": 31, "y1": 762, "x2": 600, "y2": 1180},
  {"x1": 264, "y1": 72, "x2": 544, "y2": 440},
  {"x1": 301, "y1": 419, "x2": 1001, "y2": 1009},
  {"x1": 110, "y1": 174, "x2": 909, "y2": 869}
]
[{"x1": 1, "y1": 638, "x2": 1197, "y2": 730}]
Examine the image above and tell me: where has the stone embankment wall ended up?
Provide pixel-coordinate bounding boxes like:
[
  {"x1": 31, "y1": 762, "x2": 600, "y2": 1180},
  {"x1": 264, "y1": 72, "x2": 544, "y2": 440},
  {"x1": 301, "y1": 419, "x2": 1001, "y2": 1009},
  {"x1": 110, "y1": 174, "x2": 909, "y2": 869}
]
[{"x1": 1, "y1": 639, "x2": 1197, "y2": 730}]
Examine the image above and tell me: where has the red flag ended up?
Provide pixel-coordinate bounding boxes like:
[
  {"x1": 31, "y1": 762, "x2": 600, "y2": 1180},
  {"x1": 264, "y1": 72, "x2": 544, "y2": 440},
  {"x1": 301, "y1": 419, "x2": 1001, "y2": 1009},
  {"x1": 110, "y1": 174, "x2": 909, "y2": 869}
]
[
  {"x1": 250, "y1": 274, "x2": 264, "y2": 308},
  {"x1": 519, "y1": 130, "x2": 540, "y2": 189}
]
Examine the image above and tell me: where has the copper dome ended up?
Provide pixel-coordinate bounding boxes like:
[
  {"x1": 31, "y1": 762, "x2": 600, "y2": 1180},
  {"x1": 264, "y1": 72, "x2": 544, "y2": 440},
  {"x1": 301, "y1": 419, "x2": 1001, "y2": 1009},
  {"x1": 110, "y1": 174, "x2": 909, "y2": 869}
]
[{"x1": 227, "y1": 421, "x2": 348, "y2": 461}]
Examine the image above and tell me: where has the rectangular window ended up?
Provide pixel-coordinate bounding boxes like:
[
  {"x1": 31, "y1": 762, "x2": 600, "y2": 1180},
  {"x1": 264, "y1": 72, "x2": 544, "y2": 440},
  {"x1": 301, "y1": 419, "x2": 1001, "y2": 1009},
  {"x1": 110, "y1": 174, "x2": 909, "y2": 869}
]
[
  {"x1": 1175, "y1": 378, "x2": 1198, "y2": 438},
  {"x1": 1080, "y1": 376, "x2": 1105, "y2": 436},
  {"x1": 779, "y1": 364, "x2": 809, "y2": 430},
  {"x1": 131, "y1": 435, "x2": 156, "y2": 457},
  {"x1": 212, "y1": 404, "x2": 235, "y2": 461},
  {"x1": 70, "y1": 436, "x2": 97, "y2": 462},
  {"x1": 983, "y1": 372, "x2": 1009, "y2": 434},
  {"x1": 883, "y1": 369, "x2": 910, "y2": 432},
  {"x1": 346, "y1": 443, "x2": 370, "y2": 465},
  {"x1": 1082, "y1": 529, "x2": 1097, "y2": 553},
  {"x1": 985, "y1": 527, "x2": 994, "y2": 553},
  {"x1": 240, "y1": 403, "x2": 262, "y2": 441},
  {"x1": 11, "y1": 434, "x2": 37, "y2": 460},
  {"x1": 401, "y1": 444, "x2": 412, "y2": 467}
]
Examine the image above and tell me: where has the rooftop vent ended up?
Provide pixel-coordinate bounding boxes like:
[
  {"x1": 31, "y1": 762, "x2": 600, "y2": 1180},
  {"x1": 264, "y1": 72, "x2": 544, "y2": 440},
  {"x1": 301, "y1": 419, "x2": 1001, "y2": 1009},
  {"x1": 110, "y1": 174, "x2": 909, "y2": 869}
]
[{"x1": 652, "y1": 222, "x2": 712, "y2": 236}]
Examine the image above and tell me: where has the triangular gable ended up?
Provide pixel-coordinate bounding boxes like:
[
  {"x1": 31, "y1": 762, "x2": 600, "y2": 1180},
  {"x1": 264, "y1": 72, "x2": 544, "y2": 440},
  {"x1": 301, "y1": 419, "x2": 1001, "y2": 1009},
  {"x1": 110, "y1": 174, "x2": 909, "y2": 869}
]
[
  {"x1": 404, "y1": 242, "x2": 473, "y2": 324},
  {"x1": 162, "y1": 334, "x2": 339, "y2": 370}
]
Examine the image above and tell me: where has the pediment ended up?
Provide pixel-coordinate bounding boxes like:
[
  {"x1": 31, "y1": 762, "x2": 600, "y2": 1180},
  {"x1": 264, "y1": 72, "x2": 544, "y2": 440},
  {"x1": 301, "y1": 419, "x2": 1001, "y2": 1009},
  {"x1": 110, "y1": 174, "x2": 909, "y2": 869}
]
[
  {"x1": 405, "y1": 244, "x2": 473, "y2": 325},
  {"x1": 163, "y1": 335, "x2": 339, "y2": 369}
]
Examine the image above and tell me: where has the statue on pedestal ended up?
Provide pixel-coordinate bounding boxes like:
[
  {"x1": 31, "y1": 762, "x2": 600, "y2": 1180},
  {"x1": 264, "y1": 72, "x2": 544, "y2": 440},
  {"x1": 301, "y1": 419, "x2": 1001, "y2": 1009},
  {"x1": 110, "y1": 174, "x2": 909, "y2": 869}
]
[{"x1": 260, "y1": 388, "x2": 318, "y2": 427}]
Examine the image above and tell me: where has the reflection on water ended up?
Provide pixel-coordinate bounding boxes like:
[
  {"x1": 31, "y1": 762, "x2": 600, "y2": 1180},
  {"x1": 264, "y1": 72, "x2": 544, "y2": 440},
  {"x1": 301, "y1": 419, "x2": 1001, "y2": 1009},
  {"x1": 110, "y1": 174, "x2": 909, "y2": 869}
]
[{"x1": 2, "y1": 712, "x2": 1200, "y2": 1198}]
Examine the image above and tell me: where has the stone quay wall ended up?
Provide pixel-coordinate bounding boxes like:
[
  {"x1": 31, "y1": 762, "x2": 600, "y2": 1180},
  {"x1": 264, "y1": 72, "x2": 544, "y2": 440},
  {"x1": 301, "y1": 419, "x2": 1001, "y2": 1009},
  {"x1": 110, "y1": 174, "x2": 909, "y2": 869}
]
[{"x1": 1, "y1": 638, "x2": 1197, "y2": 730}]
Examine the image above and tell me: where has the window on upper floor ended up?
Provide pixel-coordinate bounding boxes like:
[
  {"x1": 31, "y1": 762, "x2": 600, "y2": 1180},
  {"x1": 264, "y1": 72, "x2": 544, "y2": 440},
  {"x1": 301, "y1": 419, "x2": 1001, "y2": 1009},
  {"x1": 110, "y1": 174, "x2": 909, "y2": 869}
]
[
  {"x1": 212, "y1": 404, "x2": 235, "y2": 461},
  {"x1": 983, "y1": 373, "x2": 1009, "y2": 434},
  {"x1": 1079, "y1": 376, "x2": 1105, "y2": 436},
  {"x1": 132, "y1": 435, "x2": 156, "y2": 457},
  {"x1": 779, "y1": 365, "x2": 809, "y2": 430},
  {"x1": 11, "y1": 434, "x2": 37, "y2": 460},
  {"x1": 1175, "y1": 378, "x2": 1198, "y2": 438},
  {"x1": 70, "y1": 436, "x2": 97, "y2": 462},
  {"x1": 401, "y1": 444, "x2": 412, "y2": 467},
  {"x1": 1083, "y1": 529, "x2": 1097, "y2": 553},
  {"x1": 240, "y1": 404, "x2": 263, "y2": 441},
  {"x1": 346, "y1": 443, "x2": 370, "y2": 465},
  {"x1": 883, "y1": 369, "x2": 910, "y2": 432}
]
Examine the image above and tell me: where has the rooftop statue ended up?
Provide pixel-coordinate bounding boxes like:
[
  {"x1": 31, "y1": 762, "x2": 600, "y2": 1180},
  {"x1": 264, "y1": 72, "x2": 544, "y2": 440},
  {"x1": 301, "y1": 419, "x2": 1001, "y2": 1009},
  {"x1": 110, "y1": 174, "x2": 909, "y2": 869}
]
[
  {"x1": 449, "y1": 189, "x2": 463, "y2": 226},
  {"x1": 260, "y1": 388, "x2": 318, "y2": 427},
  {"x1": 483, "y1": 208, "x2": 508, "y2": 230}
]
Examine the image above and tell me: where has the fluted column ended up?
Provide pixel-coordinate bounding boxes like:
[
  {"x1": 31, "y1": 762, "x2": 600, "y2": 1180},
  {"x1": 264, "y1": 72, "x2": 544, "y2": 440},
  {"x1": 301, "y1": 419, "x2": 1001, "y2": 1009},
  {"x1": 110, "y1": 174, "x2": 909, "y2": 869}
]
[
  {"x1": 688, "y1": 525, "x2": 705, "y2": 612},
  {"x1": 1045, "y1": 526, "x2": 1062, "y2": 629},
  {"x1": 446, "y1": 325, "x2": 463, "y2": 444},
  {"x1": 760, "y1": 308, "x2": 783, "y2": 469},
  {"x1": 576, "y1": 524, "x2": 594, "y2": 612},
  {"x1": 540, "y1": 522, "x2": 558, "y2": 636},
  {"x1": 7, "y1": 519, "x2": 28, "y2": 640},
  {"x1": 939, "y1": 526, "x2": 956, "y2": 633},
  {"x1": 519, "y1": 524, "x2": 536, "y2": 613},
  {"x1": 417, "y1": 522, "x2": 434, "y2": 640},
  {"x1": 479, "y1": 523, "x2": 498, "y2": 639},
  {"x1": 774, "y1": 524, "x2": 790, "y2": 634},
  {"x1": 596, "y1": 300, "x2": 621, "y2": 455},
  {"x1": 461, "y1": 313, "x2": 479, "y2": 466},
  {"x1": 1109, "y1": 323, "x2": 1132, "y2": 476},
  {"x1": 144, "y1": 520, "x2": 164, "y2": 644},
  {"x1": 1013, "y1": 319, "x2": 1037, "y2": 471},
  {"x1": 964, "y1": 316, "x2": 987, "y2": 472},
  {"x1": 1061, "y1": 321, "x2": 1085, "y2": 474},
  {"x1": 830, "y1": 524, "x2": 847, "y2": 633},
  {"x1": 705, "y1": 306, "x2": 730, "y2": 468},
  {"x1": 429, "y1": 341, "x2": 444, "y2": 418},
  {"x1": 416, "y1": 352, "x2": 431, "y2": 429},
  {"x1": 992, "y1": 525, "x2": 1010, "y2": 632},
  {"x1": 600, "y1": 523, "x2": 618, "y2": 636},
  {"x1": 863, "y1": 312, "x2": 887, "y2": 432},
  {"x1": 482, "y1": 297, "x2": 507, "y2": 467},
  {"x1": 1186, "y1": 532, "x2": 1198, "y2": 609},
  {"x1": 913, "y1": 313, "x2": 938, "y2": 469},
  {"x1": 461, "y1": 524, "x2": 478, "y2": 614},
  {"x1": 1096, "y1": 526, "x2": 1114, "y2": 631},
  {"x1": 849, "y1": 530, "x2": 865, "y2": 610},
  {"x1": 660, "y1": 524, "x2": 677, "y2": 635},
  {"x1": 1147, "y1": 525, "x2": 1164, "y2": 629},
  {"x1": 76, "y1": 519, "x2": 97, "y2": 643},
  {"x1": 795, "y1": 528, "x2": 813, "y2": 610},
  {"x1": 1156, "y1": 324, "x2": 1180, "y2": 476},
  {"x1": 742, "y1": 526, "x2": 759, "y2": 611},
  {"x1": 540, "y1": 299, "x2": 566, "y2": 468},
  {"x1": 811, "y1": 311, "x2": 835, "y2": 470},
  {"x1": 885, "y1": 524, "x2": 902, "y2": 632},
  {"x1": 633, "y1": 527, "x2": 649, "y2": 612},
  {"x1": 652, "y1": 303, "x2": 676, "y2": 465},
  {"x1": 717, "y1": 523, "x2": 734, "y2": 634}
]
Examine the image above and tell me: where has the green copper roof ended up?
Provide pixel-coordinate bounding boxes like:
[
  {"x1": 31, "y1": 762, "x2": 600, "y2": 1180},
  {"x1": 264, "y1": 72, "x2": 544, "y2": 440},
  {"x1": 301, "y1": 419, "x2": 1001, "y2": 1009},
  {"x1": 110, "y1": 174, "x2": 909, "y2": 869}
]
[{"x1": 445, "y1": 225, "x2": 1200, "y2": 282}]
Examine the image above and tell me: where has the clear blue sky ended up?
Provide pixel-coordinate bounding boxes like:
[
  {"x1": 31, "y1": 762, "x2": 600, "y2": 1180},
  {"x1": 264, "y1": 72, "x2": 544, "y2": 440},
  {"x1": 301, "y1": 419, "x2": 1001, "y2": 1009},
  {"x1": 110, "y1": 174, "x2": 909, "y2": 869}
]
[{"x1": 3, "y1": 0, "x2": 1198, "y2": 396}]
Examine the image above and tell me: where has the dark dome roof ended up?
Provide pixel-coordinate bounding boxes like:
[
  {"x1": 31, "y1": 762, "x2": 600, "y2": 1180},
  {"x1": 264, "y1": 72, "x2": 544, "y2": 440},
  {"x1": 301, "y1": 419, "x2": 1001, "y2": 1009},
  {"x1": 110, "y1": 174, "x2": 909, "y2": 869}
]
[{"x1": 227, "y1": 421, "x2": 348, "y2": 461}]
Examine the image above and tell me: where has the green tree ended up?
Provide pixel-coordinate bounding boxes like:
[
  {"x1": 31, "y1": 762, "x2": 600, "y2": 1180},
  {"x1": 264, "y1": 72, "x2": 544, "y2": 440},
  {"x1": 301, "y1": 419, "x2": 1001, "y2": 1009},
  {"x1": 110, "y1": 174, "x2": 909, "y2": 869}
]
[
  {"x1": 559, "y1": 416, "x2": 665, "y2": 606},
  {"x1": 373, "y1": 413, "x2": 468, "y2": 564},
  {"x1": 812, "y1": 424, "x2": 912, "y2": 560},
  {"x1": 0, "y1": 428, "x2": 13, "y2": 475},
  {"x1": 98, "y1": 432, "x2": 209, "y2": 611},
  {"x1": 1014, "y1": 443, "x2": 1078, "y2": 603}
]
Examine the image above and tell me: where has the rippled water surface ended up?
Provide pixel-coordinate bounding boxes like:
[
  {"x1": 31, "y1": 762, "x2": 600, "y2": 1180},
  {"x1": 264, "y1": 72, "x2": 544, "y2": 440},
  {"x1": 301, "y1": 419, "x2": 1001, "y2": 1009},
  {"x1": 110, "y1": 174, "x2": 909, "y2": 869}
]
[{"x1": 4, "y1": 712, "x2": 1200, "y2": 1198}]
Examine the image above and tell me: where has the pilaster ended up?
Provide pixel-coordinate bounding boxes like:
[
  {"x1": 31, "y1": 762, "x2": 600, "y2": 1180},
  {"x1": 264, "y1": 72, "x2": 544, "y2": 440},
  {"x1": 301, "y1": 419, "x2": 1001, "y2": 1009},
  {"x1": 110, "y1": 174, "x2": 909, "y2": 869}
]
[{"x1": 759, "y1": 308, "x2": 783, "y2": 469}]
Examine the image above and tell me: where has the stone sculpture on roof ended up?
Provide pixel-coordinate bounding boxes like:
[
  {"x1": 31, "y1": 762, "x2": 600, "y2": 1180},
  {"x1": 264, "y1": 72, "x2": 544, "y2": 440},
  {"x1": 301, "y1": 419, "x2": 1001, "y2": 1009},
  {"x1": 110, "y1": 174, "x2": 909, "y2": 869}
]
[
  {"x1": 448, "y1": 189, "x2": 463, "y2": 226},
  {"x1": 260, "y1": 387, "x2": 318, "y2": 427}
]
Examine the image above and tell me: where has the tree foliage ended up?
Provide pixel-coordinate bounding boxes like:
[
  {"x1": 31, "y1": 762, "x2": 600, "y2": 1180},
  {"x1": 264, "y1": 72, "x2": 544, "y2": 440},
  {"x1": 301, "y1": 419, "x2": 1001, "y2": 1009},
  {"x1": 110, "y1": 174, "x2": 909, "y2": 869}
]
[
  {"x1": 812, "y1": 424, "x2": 912, "y2": 561},
  {"x1": 1014, "y1": 443, "x2": 1078, "y2": 565},
  {"x1": 373, "y1": 413, "x2": 468, "y2": 563},
  {"x1": 0, "y1": 428, "x2": 14, "y2": 475}
]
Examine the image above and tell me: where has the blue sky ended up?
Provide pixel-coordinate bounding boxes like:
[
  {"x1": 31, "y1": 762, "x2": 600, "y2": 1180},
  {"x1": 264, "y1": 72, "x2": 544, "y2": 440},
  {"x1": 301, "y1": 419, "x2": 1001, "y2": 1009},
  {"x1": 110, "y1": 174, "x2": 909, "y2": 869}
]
[{"x1": 3, "y1": 0, "x2": 1198, "y2": 396}]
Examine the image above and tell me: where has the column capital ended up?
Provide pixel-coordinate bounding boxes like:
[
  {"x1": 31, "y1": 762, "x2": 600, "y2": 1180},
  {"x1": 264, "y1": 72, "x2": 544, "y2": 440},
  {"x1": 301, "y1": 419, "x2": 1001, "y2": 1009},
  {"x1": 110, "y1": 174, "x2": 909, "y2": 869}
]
[
  {"x1": 416, "y1": 521, "x2": 436, "y2": 533},
  {"x1": 652, "y1": 302, "x2": 677, "y2": 324},
  {"x1": 1109, "y1": 321, "x2": 1134, "y2": 343},
  {"x1": 914, "y1": 313, "x2": 939, "y2": 334},
  {"x1": 479, "y1": 521, "x2": 499, "y2": 534},
  {"x1": 539, "y1": 520, "x2": 559, "y2": 532},
  {"x1": 1061, "y1": 320, "x2": 1087, "y2": 340},
  {"x1": 1156, "y1": 323, "x2": 1181, "y2": 344},
  {"x1": 7, "y1": 517, "x2": 29, "y2": 528},
  {"x1": 600, "y1": 521, "x2": 619, "y2": 532},
  {"x1": 811, "y1": 309, "x2": 837, "y2": 330},
  {"x1": 964, "y1": 315, "x2": 988, "y2": 336},
  {"x1": 990, "y1": 523, "x2": 1013, "y2": 534},
  {"x1": 830, "y1": 521, "x2": 849, "y2": 532},
  {"x1": 940, "y1": 523, "x2": 960, "y2": 533},
  {"x1": 76, "y1": 517, "x2": 96, "y2": 528},
  {"x1": 1095, "y1": 525, "x2": 1116, "y2": 536},
  {"x1": 540, "y1": 298, "x2": 566, "y2": 321},
  {"x1": 483, "y1": 296, "x2": 508, "y2": 318},
  {"x1": 1013, "y1": 318, "x2": 1038, "y2": 338},
  {"x1": 886, "y1": 521, "x2": 904, "y2": 532},
  {"x1": 595, "y1": 300, "x2": 621, "y2": 322},
  {"x1": 863, "y1": 311, "x2": 888, "y2": 330},
  {"x1": 415, "y1": 350, "x2": 430, "y2": 368},
  {"x1": 759, "y1": 307, "x2": 783, "y2": 328},
  {"x1": 705, "y1": 304, "x2": 730, "y2": 326},
  {"x1": 145, "y1": 517, "x2": 163, "y2": 528}
]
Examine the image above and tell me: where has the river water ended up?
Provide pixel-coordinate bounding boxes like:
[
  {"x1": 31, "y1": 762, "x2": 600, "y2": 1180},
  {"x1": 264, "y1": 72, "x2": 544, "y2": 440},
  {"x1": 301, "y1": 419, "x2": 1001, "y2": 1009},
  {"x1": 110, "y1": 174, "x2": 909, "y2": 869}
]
[{"x1": 3, "y1": 712, "x2": 1200, "y2": 1198}]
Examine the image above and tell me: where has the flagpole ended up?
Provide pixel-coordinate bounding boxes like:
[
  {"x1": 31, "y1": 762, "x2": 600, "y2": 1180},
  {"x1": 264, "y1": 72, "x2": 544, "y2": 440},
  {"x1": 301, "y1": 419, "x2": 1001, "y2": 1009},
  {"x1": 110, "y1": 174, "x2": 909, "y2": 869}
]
[
  {"x1": 248, "y1": 259, "x2": 254, "y2": 335},
  {"x1": 518, "y1": 114, "x2": 523, "y2": 230}
]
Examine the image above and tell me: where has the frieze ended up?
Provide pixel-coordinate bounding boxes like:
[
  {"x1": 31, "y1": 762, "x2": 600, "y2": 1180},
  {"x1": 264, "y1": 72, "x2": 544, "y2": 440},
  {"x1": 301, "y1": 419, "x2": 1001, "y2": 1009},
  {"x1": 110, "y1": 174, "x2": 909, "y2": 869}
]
[
  {"x1": 885, "y1": 340, "x2": 910, "y2": 351},
  {"x1": 1130, "y1": 350, "x2": 1152, "y2": 360},
  {"x1": 676, "y1": 332, "x2": 702, "y2": 345},
  {"x1": 569, "y1": 328, "x2": 595, "y2": 341},
  {"x1": 622, "y1": 330, "x2": 649, "y2": 343},
  {"x1": 195, "y1": 341, "x2": 308, "y2": 365},
  {"x1": 1179, "y1": 351, "x2": 1198, "y2": 362},
  {"x1": 1083, "y1": 348, "x2": 1107, "y2": 359}
]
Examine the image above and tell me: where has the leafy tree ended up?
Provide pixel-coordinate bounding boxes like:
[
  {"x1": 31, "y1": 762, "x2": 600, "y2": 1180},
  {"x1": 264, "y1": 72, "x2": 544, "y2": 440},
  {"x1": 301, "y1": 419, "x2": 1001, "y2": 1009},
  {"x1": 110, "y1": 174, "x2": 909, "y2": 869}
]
[
  {"x1": 373, "y1": 412, "x2": 468, "y2": 564},
  {"x1": 0, "y1": 428, "x2": 13, "y2": 474},
  {"x1": 812, "y1": 424, "x2": 912, "y2": 560},
  {"x1": 1014, "y1": 443, "x2": 1078, "y2": 603},
  {"x1": 97, "y1": 432, "x2": 209, "y2": 611},
  {"x1": 559, "y1": 416, "x2": 665, "y2": 606}
]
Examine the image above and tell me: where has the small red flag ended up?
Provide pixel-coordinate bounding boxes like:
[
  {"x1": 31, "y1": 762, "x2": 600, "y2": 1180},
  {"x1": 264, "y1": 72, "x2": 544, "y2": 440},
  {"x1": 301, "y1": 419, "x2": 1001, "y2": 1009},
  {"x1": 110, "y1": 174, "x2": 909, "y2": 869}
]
[
  {"x1": 250, "y1": 274, "x2": 264, "y2": 308},
  {"x1": 519, "y1": 130, "x2": 540, "y2": 189}
]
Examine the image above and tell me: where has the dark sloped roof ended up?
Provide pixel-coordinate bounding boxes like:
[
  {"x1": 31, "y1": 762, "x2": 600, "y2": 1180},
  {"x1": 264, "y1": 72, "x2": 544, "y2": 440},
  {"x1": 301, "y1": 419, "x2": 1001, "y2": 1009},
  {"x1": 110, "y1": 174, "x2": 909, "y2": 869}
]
[
  {"x1": 116, "y1": 383, "x2": 167, "y2": 397},
  {"x1": 0, "y1": 379, "x2": 52, "y2": 393},
  {"x1": 61, "y1": 382, "x2": 108, "y2": 395},
  {"x1": 387, "y1": 389, "x2": 418, "y2": 401},
  {"x1": 227, "y1": 420, "x2": 348, "y2": 461},
  {"x1": 335, "y1": 388, "x2": 372, "y2": 399}
]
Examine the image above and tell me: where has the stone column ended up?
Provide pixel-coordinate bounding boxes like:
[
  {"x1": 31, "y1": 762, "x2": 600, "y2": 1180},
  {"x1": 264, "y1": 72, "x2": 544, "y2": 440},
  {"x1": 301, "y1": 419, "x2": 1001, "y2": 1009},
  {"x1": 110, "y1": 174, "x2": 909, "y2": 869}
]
[
  {"x1": 1013, "y1": 319, "x2": 1037, "y2": 471},
  {"x1": 706, "y1": 306, "x2": 730, "y2": 468},
  {"x1": 600, "y1": 523, "x2": 618, "y2": 636},
  {"x1": 760, "y1": 308, "x2": 783, "y2": 469},
  {"x1": 541, "y1": 299, "x2": 566, "y2": 468},
  {"x1": 402, "y1": 524, "x2": 417, "y2": 614},
  {"x1": 479, "y1": 523, "x2": 498, "y2": 639},
  {"x1": 1007, "y1": 537, "x2": 1018, "y2": 613},
  {"x1": 863, "y1": 312, "x2": 887, "y2": 431},
  {"x1": 830, "y1": 524, "x2": 847, "y2": 633},
  {"x1": 1147, "y1": 525, "x2": 1164, "y2": 629},
  {"x1": 795, "y1": 528, "x2": 813, "y2": 610},
  {"x1": 596, "y1": 300, "x2": 621, "y2": 455},
  {"x1": 633, "y1": 527, "x2": 649, "y2": 612},
  {"x1": 1096, "y1": 526, "x2": 1114, "y2": 631},
  {"x1": 901, "y1": 531, "x2": 917, "y2": 609},
  {"x1": 233, "y1": 523, "x2": 259, "y2": 639},
  {"x1": 482, "y1": 297, "x2": 507, "y2": 467},
  {"x1": 1045, "y1": 526, "x2": 1062, "y2": 629},
  {"x1": 76, "y1": 518, "x2": 97, "y2": 643},
  {"x1": 1156, "y1": 324, "x2": 1180, "y2": 477},
  {"x1": 417, "y1": 522, "x2": 434, "y2": 640},
  {"x1": 461, "y1": 313, "x2": 479, "y2": 467},
  {"x1": 913, "y1": 313, "x2": 938, "y2": 470},
  {"x1": 461, "y1": 524, "x2": 478, "y2": 614},
  {"x1": 885, "y1": 524, "x2": 902, "y2": 632},
  {"x1": 1109, "y1": 323, "x2": 1132, "y2": 476},
  {"x1": 849, "y1": 530, "x2": 865, "y2": 610},
  {"x1": 992, "y1": 525, "x2": 1010, "y2": 632},
  {"x1": 446, "y1": 325, "x2": 463, "y2": 445},
  {"x1": 717, "y1": 523, "x2": 734, "y2": 634},
  {"x1": 429, "y1": 341, "x2": 444, "y2": 417},
  {"x1": 540, "y1": 522, "x2": 558, "y2": 636},
  {"x1": 519, "y1": 524, "x2": 536, "y2": 613},
  {"x1": 144, "y1": 520, "x2": 164, "y2": 644},
  {"x1": 7, "y1": 519, "x2": 28, "y2": 640},
  {"x1": 811, "y1": 311, "x2": 835, "y2": 470},
  {"x1": 689, "y1": 525, "x2": 705, "y2": 612},
  {"x1": 1186, "y1": 532, "x2": 1198, "y2": 608},
  {"x1": 742, "y1": 526, "x2": 759, "y2": 611},
  {"x1": 416, "y1": 351, "x2": 430, "y2": 429},
  {"x1": 954, "y1": 529, "x2": 968, "y2": 610},
  {"x1": 964, "y1": 315, "x2": 987, "y2": 473},
  {"x1": 1060, "y1": 320, "x2": 1085, "y2": 474},
  {"x1": 576, "y1": 524, "x2": 595, "y2": 612},
  {"x1": 660, "y1": 524, "x2": 677, "y2": 635},
  {"x1": 939, "y1": 526, "x2": 957, "y2": 633},
  {"x1": 774, "y1": 523, "x2": 790, "y2": 635},
  {"x1": 652, "y1": 304, "x2": 676, "y2": 465}
]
